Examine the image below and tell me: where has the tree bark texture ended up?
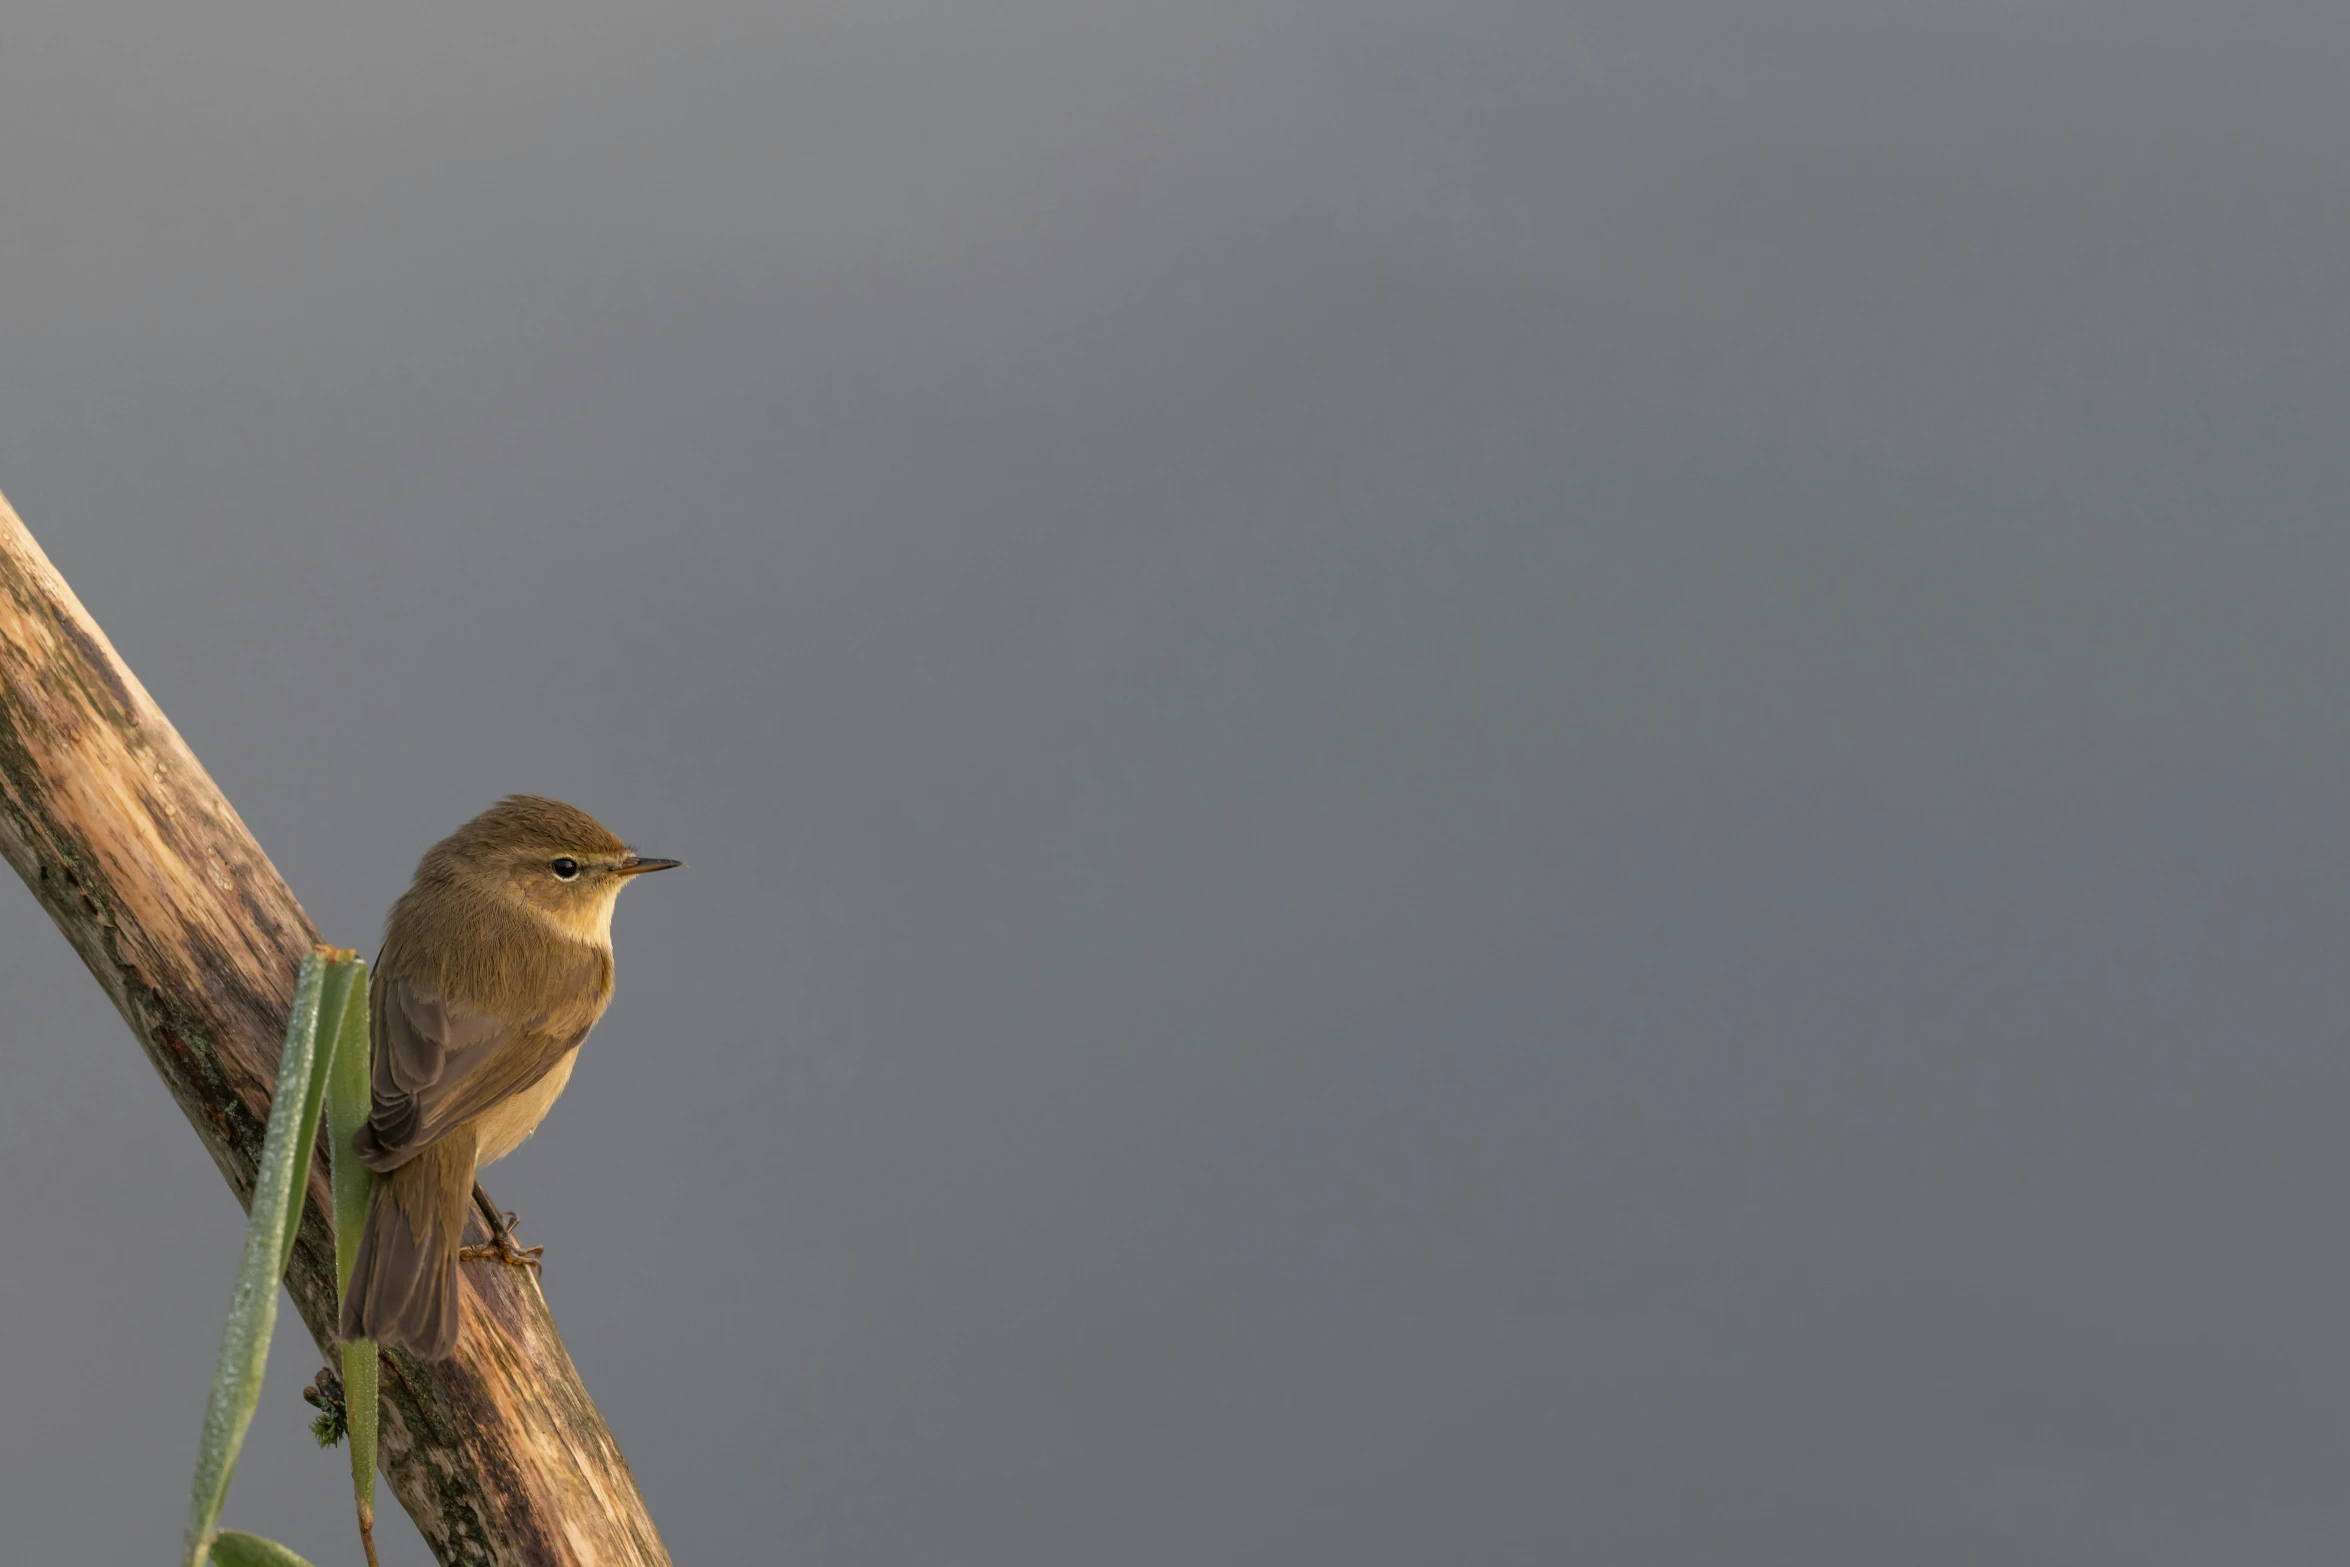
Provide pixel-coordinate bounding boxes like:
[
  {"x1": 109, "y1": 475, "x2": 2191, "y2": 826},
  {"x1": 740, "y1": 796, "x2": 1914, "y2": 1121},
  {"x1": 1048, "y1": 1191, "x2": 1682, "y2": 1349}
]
[{"x1": 0, "y1": 492, "x2": 671, "y2": 1567}]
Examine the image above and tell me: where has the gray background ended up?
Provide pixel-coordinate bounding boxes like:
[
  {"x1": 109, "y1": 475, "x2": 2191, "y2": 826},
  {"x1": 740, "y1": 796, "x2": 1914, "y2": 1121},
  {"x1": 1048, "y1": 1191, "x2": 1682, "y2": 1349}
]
[{"x1": 2, "y1": 2, "x2": 2347, "y2": 1562}]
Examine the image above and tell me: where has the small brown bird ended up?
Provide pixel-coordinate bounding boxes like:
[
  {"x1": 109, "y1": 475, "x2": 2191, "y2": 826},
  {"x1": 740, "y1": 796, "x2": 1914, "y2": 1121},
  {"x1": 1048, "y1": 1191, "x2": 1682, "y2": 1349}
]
[{"x1": 338, "y1": 796, "x2": 678, "y2": 1359}]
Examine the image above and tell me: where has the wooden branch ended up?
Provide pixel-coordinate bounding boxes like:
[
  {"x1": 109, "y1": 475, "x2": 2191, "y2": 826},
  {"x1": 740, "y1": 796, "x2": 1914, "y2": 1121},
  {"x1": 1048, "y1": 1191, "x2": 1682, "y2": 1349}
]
[{"x1": 0, "y1": 493, "x2": 671, "y2": 1567}]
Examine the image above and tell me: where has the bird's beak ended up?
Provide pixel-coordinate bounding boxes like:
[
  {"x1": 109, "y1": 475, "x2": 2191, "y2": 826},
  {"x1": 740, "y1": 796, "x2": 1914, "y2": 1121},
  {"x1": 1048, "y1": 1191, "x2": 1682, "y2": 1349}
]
[{"x1": 615, "y1": 855, "x2": 683, "y2": 877}]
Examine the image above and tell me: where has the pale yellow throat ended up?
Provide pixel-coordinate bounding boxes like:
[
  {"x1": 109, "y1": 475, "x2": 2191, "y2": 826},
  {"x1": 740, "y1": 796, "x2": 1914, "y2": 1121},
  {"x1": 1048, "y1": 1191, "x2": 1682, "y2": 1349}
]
[{"x1": 527, "y1": 884, "x2": 625, "y2": 948}]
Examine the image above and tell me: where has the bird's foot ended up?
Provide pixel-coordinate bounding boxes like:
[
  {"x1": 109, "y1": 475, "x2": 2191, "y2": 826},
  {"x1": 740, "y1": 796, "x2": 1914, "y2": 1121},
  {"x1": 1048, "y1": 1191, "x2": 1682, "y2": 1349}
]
[{"x1": 459, "y1": 1208, "x2": 544, "y2": 1274}]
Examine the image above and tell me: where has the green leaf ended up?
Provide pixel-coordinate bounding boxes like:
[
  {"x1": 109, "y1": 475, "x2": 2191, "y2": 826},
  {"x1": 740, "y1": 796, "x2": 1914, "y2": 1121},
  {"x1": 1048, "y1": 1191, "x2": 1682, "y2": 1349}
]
[
  {"x1": 325, "y1": 960, "x2": 371, "y2": 1298},
  {"x1": 206, "y1": 1530, "x2": 320, "y2": 1567},
  {"x1": 279, "y1": 958, "x2": 359, "y2": 1266},
  {"x1": 323, "y1": 957, "x2": 381, "y2": 1519},
  {"x1": 183, "y1": 949, "x2": 347, "y2": 1567}
]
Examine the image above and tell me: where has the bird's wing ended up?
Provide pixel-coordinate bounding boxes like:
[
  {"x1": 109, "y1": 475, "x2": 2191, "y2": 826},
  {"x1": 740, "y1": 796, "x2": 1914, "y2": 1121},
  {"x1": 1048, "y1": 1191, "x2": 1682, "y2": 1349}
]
[{"x1": 354, "y1": 974, "x2": 590, "y2": 1172}]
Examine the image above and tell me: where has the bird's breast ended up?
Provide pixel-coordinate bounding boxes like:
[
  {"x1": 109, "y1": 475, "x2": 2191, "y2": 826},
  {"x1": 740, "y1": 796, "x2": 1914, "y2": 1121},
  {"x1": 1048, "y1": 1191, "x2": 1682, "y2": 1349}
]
[{"x1": 471, "y1": 1049, "x2": 580, "y2": 1168}]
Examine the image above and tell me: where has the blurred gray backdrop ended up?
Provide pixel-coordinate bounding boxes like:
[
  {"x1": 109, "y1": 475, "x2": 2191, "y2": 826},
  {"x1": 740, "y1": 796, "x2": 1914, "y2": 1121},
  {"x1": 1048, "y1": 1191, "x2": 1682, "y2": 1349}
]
[{"x1": 3, "y1": 2, "x2": 2349, "y2": 1562}]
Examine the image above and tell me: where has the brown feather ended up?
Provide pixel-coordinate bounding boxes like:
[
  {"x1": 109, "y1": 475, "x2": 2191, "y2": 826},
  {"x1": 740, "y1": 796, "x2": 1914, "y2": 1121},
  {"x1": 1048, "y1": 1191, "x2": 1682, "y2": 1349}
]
[
  {"x1": 338, "y1": 795, "x2": 659, "y2": 1359},
  {"x1": 340, "y1": 1133, "x2": 474, "y2": 1359}
]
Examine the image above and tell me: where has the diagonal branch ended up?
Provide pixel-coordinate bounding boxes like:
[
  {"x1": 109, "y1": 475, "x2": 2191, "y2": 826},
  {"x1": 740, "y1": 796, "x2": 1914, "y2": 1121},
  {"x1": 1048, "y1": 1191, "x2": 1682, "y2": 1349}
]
[{"x1": 0, "y1": 492, "x2": 670, "y2": 1567}]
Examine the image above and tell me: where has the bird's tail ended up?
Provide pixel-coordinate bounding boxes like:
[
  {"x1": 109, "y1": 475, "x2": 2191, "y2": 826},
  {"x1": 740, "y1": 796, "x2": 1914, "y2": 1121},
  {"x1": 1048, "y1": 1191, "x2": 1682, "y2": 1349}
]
[{"x1": 338, "y1": 1133, "x2": 475, "y2": 1360}]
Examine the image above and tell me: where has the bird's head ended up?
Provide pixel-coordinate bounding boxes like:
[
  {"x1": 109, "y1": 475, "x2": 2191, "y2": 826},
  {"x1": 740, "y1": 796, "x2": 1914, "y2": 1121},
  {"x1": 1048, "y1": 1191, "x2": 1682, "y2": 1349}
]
[{"x1": 426, "y1": 794, "x2": 680, "y2": 945}]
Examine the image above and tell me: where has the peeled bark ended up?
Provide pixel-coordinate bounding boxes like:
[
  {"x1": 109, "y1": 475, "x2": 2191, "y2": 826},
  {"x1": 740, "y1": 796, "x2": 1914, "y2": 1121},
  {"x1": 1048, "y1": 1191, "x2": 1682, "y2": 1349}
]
[{"x1": 0, "y1": 492, "x2": 670, "y2": 1567}]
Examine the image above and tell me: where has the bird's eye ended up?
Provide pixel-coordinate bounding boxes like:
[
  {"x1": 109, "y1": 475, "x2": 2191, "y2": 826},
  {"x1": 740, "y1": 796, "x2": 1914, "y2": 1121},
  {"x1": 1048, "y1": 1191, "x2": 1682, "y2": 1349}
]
[{"x1": 550, "y1": 857, "x2": 580, "y2": 880}]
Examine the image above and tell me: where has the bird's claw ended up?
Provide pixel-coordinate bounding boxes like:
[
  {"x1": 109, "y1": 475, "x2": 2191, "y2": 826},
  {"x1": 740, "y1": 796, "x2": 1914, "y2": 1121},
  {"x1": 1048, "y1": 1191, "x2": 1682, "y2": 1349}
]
[{"x1": 459, "y1": 1208, "x2": 544, "y2": 1274}]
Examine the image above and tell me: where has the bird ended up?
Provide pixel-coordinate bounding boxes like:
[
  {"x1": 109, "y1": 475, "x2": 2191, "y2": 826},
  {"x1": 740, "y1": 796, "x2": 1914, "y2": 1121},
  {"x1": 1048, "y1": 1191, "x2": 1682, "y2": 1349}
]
[{"x1": 337, "y1": 795, "x2": 678, "y2": 1359}]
